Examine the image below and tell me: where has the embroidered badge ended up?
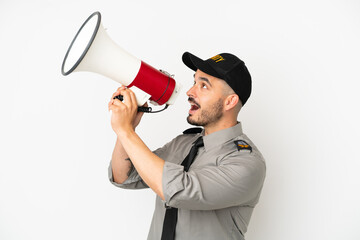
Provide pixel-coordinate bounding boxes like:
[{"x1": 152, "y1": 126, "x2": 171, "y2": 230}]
[
  {"x1": 234, "y1": 140, "x2": 252, "y2": 152},
  {"x1": 211, "y1": 54, "x2": 225, "y2": 63}
]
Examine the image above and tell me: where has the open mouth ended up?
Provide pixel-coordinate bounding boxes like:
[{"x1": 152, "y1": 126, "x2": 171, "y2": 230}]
[
  {"x1": 188, "y1": 98, "x2": 200, "y2": 114},
  {"x1": 190, "y1": 104, "x2": 199, "y2": 111}
]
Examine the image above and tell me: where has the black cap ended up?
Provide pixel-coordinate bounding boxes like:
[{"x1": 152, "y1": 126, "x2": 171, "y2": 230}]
[{"x1": 182, "y1": 52, "x2": 252, "y2": 105}]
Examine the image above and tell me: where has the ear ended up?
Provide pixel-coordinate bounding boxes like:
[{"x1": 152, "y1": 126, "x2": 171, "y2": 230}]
[{"x1": 224, "y1": 94, "x2": 239, "y2": 111}]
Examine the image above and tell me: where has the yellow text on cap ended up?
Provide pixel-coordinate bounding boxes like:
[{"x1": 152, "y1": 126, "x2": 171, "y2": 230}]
[{"x1": 211, "y1": 55, "x2": 225, "y2": 63}]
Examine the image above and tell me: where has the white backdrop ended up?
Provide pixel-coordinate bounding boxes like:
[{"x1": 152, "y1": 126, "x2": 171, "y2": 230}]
[{"x1": 1, "y1": 0, "x2": 360, "y2": 239}]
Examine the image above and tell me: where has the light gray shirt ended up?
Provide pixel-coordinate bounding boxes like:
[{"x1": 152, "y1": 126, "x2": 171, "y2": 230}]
[{"x1": 109, "y1": 122, "x2": 266, "y2": 240}]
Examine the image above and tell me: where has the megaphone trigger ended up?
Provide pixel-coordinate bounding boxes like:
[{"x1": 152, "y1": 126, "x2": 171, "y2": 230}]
[{"x1": 113, "y1": 95, "x2": 123, "y2": 102}]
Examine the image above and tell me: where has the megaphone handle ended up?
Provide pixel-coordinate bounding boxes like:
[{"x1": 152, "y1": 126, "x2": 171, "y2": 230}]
[
  {"x1": 138, "y1": 106, "x2": 153, "y2": 113},
  {"x1": 113, "y1": 95, "x2": 152, "y2": 113},
  {"x1": 114, "y1": 95, "x2": 124, "y2": 101}
]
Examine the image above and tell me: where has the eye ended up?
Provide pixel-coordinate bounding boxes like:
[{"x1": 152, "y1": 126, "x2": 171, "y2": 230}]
[{"x1": 201, "y1": 83, "x2": 208, "y2": 89}]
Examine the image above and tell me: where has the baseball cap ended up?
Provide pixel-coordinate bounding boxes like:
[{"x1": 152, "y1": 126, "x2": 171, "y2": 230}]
[{"x1": 182, "y1": 52, "x2": 252, "y2": 105}]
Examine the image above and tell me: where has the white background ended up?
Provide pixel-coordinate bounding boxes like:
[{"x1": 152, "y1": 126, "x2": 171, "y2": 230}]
[{"x1": 1, "y1": 0, "x2": 360, "y2": 239}]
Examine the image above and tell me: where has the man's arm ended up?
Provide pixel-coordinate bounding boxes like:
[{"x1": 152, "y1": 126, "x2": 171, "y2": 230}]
[
  {"x1": 117, "y1": 128, "x2": 165, "y2": 200},
  {"x1": 161, "y1": 153, "x2": 266, "y2": 210},
  {"x1": 109, "y1": 87, "x2": 143, "y2": 184},
  {"x1": 111, "y1": 137, "x2": 134, "y2": 184},
  {"x1": 109, "y1": 87, "x2": 165, "y2": 200}
]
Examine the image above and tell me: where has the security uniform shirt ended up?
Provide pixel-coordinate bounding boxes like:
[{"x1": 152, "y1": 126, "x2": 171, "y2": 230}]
[{"x1": 109, "y1": 122, "x2": 266, "y2": 240}]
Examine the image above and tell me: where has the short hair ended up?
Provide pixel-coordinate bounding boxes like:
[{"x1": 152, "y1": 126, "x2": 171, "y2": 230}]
[{"x1": 220, "y1": 80, "x2": 243, "y2": 113}]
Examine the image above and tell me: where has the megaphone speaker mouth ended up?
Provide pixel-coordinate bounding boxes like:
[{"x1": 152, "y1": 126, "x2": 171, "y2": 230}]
[{"x1": 61, "y1": 12, "x2": 101, "y2": 76}]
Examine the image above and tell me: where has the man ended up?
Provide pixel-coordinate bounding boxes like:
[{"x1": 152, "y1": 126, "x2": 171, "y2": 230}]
[{"x1": 108, "y1": 52, "x2": 266, "y2": 240}]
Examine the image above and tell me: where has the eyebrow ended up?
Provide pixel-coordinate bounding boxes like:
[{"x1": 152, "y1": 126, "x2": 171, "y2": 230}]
[{"x1": 193, "y1": 74, "x2": 213, "y2": 87}]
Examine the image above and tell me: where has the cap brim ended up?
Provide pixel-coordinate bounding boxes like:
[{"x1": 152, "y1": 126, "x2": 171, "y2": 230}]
[{"x1": 182, "y1": 52, "x2": 221, "y2": 78}]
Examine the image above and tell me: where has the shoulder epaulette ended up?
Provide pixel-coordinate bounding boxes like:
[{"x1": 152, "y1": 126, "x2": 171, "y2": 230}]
[
  {"x1": 234, "y1": 140, "x2": 253, "y2": 152},
  {"x1": 182, "y1": 127, "x2": 203, "y2": 134}
]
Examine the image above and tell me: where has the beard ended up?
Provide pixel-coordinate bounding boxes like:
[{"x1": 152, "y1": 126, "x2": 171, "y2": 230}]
[{"x1": 187, "y1": 98, "x2": 224, "y2": 127}]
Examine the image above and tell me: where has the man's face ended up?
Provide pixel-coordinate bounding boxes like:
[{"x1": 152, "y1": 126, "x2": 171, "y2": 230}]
[{"x1": 186, "y1": 70, "x2": 226, "y2": 127}]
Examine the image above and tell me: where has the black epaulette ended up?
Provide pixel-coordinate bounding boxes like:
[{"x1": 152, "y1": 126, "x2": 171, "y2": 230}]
[{"x1": 182, "y1": 127, "x2": 203, "y2": 134}]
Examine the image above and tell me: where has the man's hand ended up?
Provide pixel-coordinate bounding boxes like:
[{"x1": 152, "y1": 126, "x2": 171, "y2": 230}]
[{"x1": 108, "y1": 86, "x2": 145, "y2": 136}]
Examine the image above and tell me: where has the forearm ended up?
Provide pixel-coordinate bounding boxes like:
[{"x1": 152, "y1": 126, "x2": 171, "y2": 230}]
[
  {"x1": 111, "y1": 137, "x2": 134, "y2": 184},
  {"x1": 118, "y1": 129, "x2": 165, "y2": 200}
]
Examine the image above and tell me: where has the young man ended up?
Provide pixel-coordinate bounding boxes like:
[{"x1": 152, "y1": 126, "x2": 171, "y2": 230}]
[{"x1": 108, "y1": 52, "x2": 266, "y2": 240}]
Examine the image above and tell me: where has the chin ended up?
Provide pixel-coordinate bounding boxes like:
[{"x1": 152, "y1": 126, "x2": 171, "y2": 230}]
[{"x1": 187, "y1": 115, "x2": 203, "y2": 126}]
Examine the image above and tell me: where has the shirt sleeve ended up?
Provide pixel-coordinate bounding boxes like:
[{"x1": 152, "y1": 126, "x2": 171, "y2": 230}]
[
  {"x1": 108, "y1": 138, "x2": 173, "y2": 190},
  {"x1": 108, "y1": 161, "x2": 149, "y2": 189},
  {"x1": 162, "y1": 151, "x2": 266, "y2": 210}
]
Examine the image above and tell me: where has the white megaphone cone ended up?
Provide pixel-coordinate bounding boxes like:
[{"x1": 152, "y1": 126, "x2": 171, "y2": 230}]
[{"x1": 61, "y1": 12, "x2": 181, "y2": 108}]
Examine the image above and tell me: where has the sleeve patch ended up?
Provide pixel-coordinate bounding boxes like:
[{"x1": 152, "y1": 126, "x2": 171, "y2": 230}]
[{"x1": 234, "y1": 140, "x2": 252, "y2": 152}]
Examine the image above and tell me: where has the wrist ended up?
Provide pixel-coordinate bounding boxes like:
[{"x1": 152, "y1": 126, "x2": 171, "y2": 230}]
[{"x1": 116, "y1": 127, "x2": 136, "y2": 140}]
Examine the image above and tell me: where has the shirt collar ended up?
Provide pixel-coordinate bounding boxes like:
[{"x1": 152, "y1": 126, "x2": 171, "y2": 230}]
[{"x1": 200, "y1": 122, "x2": 243, "y2": 151}]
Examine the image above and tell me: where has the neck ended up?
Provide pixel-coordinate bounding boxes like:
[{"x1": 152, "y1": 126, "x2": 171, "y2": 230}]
[{"x1": 204, "y1": 117, "x2": 238, "y2": 135}]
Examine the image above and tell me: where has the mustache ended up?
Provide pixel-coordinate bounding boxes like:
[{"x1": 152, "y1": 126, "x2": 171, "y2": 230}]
[{"x1": 188, "y1": 97, "x2": 200, "y2": 108}]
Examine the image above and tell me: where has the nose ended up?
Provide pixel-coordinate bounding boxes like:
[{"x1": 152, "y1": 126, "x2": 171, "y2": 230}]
[{"x1": 186, "y1": 84, "x2": 196, "y2": 97}]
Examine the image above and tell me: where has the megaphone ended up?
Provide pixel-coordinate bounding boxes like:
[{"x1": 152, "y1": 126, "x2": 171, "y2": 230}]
[{"x1": 61, "y1": 12, "x2": 181, "y2": 112}]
